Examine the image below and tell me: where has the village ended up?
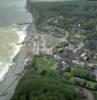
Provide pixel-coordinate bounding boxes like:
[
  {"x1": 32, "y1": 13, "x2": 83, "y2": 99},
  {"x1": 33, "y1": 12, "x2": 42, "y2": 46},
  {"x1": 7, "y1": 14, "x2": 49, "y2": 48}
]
[
  {"x1": 11, "y1": 1, "x2": 97, "y2": 100},
  {"x1": 22, "y1": 22, "x2": 97, "y2": 100}
]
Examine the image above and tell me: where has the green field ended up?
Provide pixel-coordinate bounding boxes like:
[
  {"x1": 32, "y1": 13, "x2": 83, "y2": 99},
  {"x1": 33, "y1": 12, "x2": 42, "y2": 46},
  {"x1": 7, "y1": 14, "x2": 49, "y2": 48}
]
[{"x1": 34, "y1": 56, "x2": 54, "y2": 72}]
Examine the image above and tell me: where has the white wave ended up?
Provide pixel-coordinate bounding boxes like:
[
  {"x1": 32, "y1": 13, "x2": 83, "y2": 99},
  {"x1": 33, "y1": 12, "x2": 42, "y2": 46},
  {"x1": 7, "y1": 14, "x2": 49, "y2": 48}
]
[
  {"x1": 0, "y1": 62, "x2": 3, "y2": 65},
  {"x1": 17, "y1": 31, "x2": 26, "y2": 43},
  {"x1": 0, "y1": 62, "x2": 3, "y2": 71},
  {"x1": 10, "y1": 25, "x2": 28, "y2": 61},
  {"x1": 0, "y1": 63, "x2": 11, "y2": 82},
  {"x1": 16, "y1": 25, "x2": 28, "y2": 43},
  {"x1": 0, "y1": 25, "x2": 28, "y2": 82}
]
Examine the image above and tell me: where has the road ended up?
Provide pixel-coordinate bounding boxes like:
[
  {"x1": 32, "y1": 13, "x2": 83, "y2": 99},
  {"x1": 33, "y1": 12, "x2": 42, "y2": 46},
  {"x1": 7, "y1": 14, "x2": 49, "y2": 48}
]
[
  {"x1": 84, "y1": 89, "x2": 94, "y2": 100},
  {"x1": 59, "y1": 31, "x2": 69, "y2": 42}
]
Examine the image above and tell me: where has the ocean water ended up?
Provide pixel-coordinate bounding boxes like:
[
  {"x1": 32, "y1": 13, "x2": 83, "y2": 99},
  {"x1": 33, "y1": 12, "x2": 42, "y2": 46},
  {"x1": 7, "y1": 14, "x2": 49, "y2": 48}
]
[{"x1": 0, "y1": 0, "x2": 32, "y2": 81}]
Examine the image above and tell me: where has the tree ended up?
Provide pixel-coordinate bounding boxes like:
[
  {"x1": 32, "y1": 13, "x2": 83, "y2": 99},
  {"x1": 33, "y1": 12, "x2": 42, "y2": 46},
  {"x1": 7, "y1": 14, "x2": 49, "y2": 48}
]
[{"x1": 11, "y1": 70, "x2": 81, "y2": 100}]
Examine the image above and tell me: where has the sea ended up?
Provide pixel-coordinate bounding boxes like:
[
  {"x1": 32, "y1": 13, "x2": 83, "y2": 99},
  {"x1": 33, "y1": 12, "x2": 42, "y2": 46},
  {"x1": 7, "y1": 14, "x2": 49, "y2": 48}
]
[{"x1": 0, "y1": 0, "x2": 32, "y2": 82}]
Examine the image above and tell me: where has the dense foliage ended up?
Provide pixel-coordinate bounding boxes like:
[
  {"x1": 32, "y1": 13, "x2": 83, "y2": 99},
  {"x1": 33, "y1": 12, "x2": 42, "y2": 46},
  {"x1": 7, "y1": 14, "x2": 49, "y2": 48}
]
[
  {"x1": 28, "y1": 1, "x2": 97, "y2": 29},
  {"x1": 28, "y1": 0, "x2": 97, "y2": 49},
  {"x1": 11, "y1": 56, "x2": 81, "y2": 100}
]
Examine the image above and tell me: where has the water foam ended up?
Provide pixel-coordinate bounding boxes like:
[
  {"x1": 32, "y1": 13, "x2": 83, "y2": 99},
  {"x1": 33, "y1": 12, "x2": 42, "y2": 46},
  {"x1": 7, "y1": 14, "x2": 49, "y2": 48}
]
[
  {"x1": 0, "y1": 63, "x2": 12, "y2": 81},
  {"x1": 0, "y1": 25, "x2": 28, "y2": 82},
  {"x1": 11, "y1": 25, "x2": 27, "y2": 62}
]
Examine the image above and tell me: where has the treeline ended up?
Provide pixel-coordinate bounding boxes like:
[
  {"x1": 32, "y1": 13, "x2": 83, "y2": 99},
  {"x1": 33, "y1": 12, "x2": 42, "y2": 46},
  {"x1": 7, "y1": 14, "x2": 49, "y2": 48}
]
[
  {"x1": 27, "y1": 0, "x2": 97, "y2": 50},
  {"x1": 27, "y1": 0, "x2": 97, "y2": 32},
  {"x1": 27, "y1": 0, "x2": 97, "y2": 21},
  {"x1": 11, "y1": 56, "x2": 82, "y2": 100}
]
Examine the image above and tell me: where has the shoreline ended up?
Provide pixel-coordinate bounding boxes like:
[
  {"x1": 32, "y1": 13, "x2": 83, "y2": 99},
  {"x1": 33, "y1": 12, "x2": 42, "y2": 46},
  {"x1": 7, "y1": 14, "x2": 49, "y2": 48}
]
[
  {"x1": 0, "y1": 23, "x2": 34, "y2": 100},
  {"x1": 0, "y1": 25, "x2": 27, "y2": 82}
]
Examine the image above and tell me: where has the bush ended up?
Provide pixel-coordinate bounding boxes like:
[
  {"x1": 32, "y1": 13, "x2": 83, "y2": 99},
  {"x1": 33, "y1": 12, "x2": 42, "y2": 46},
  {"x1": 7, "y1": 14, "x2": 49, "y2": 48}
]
[
  {"x1": 64, "y1": 72, "x2": 72, "y2": 80},
  {"x1": 71, "y1": 68, "x2": 92, "y2": 80},
  {"x1": 65, "y1": 67, "x2": 71, "y2": 72},
  {"x1": 85, "y1": 81, "x2": 97, "y2": 90}
]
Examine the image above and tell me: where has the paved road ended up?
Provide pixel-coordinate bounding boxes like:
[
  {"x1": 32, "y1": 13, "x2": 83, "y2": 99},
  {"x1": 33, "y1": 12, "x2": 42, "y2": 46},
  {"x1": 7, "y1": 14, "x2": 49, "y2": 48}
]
[
  {"x1": 60, "y1": 31, "x2": 69, "y2": 42},
  {"x1": 83, "y1": 89, "x2": 94, "y2": 100},
  {"x1": 76, "y1": 87, "x2": 94, "y2": 100},
  {"x1": 32, "y1": 34, "x2": 40, "y2": 55}
]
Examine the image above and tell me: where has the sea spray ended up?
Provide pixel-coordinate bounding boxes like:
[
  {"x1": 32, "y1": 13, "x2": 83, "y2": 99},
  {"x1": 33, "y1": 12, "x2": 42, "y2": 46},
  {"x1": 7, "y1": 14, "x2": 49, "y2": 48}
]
[
  {"x1": 0, "y1": 63, "x2": 12, "y2": 81},
  {"x1": 0, "y1": 25, "x2": 28, "y2": 82},
  {"x1": 11, "y1": 25, "x2": 28, "y2": 62}
]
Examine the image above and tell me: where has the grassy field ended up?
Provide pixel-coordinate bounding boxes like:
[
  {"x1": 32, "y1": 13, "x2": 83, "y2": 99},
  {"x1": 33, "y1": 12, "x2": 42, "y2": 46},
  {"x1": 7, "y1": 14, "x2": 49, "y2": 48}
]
[{"x1": 33, "y1": 56, "x2": 55, "y2": 72}]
